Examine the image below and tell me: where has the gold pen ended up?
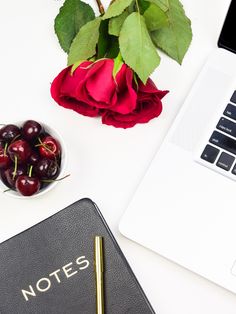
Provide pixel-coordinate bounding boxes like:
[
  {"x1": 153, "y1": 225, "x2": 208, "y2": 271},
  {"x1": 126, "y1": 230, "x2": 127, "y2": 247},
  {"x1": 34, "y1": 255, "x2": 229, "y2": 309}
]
[{"x1": 94, "y1": 236, "x2": 105, "y2": 314}]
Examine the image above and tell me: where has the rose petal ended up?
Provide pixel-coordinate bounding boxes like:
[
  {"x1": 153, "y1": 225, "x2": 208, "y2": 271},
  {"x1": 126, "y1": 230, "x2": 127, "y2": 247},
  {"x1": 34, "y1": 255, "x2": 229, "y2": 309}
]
[
  {"x1": 50, "y1": 63, "x2": 100, "y2": 117},
  {"x1": 110, "y1": 65, "x2": 137, "y2": 114},
  {"x1": 138, "y1": 78, "x2": 169, "y2": 99},
  {"x1": 76, "y1": 81, "x2": 109, "y2": 109},
  {"x1": 59, "y1": 96, "x2": 100, "y2": 117},
  {"x1": 138, "y1": 78, "x2": 158, "y2": 93},
  {"x1": 136, "y1": 96, "x2": 162, "y2": 123},
  {"x1": 102, "y1": 94, "x2": 165, "y2": 128},
  {"x1": 85, "y1": 59, "x2": 116, "y2": 104},
  {"x1": 102, "y1": 111, "x2": 138, "y2": 128},
  {"x1": 60, "y1": 61, "x2": 92, "y2": 98},
  {"x1": 51, "y1": 67, "x2": 70, "y2": 101}
]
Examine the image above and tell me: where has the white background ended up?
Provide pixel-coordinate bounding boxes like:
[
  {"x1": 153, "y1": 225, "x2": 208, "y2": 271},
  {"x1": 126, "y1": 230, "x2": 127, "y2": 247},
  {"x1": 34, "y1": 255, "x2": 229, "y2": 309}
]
[{"x1": 0, "y1": 0, "x2": 236, "y2": 313}]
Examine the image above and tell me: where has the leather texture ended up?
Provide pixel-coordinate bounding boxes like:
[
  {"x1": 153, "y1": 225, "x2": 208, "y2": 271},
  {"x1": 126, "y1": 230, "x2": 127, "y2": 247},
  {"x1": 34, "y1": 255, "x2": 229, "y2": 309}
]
[{"x1": 0, "y1": 198, "x2": 155, "y2": 314}]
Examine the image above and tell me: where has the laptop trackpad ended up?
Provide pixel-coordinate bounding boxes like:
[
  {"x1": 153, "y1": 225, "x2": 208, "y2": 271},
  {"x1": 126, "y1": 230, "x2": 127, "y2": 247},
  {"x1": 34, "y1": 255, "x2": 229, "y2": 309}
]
[{"x1": 171, "y1": 67, "x2": 233, "y2": 152}]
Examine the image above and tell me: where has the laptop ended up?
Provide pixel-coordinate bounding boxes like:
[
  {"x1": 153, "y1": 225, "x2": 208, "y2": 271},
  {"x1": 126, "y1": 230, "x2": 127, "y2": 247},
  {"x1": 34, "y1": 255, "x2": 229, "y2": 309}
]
[{"x1": 119, "y1": 0, "x2": 236, "y2": 294}]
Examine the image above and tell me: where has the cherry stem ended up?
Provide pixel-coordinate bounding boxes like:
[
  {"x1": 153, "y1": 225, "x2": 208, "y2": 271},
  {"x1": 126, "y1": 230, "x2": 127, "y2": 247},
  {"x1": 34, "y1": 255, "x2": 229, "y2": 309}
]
[
  {"x1": 36, "y1": 137, "x2": 59, "y2": 165},
  {"x1": 10, "y1": 133, "x2": 21, "y2": 144},
  {"x1": 3, "y1": 142, "x2": 8, "y2": 156},
  {"x1": 12, "y1": 155, "x2": 18, "y2": 180},
  {"x1": 95, "y1": 0, "x2": 105, "y2": 14},
  {"x1": 41, "y1": 174, "x2": 70, "y2": 183},
  {"x1": 36, "y1": 137, "x2": 55, "y2": 155},
  {"x1": 28, "y1": 165, "x2": 33, "y2": 178},
  {"x1": 3, "y1": 188, "x2": 11, "y2": 193}
]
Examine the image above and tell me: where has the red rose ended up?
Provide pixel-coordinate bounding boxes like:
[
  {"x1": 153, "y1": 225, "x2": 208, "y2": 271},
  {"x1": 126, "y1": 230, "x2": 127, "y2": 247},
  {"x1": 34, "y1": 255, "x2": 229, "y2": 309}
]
[
  {"x1": 50, "y1": 59, "x2": 137, "y2": 117},
  {"x1": 102, "y1": 79, "x2": 168, "y2": 128},
  {"x1": 50, "y1": 61, "x2": 100, "y2": 117},
  {"x1": 51, "y1": 58, "x2": 168, "y2": 128}
]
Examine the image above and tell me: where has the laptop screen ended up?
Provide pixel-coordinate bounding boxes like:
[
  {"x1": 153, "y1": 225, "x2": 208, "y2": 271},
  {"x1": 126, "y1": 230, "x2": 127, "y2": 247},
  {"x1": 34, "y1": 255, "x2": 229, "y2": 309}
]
[{"x1": 218, "y1": 1, "x2": 236, "y2": 53}]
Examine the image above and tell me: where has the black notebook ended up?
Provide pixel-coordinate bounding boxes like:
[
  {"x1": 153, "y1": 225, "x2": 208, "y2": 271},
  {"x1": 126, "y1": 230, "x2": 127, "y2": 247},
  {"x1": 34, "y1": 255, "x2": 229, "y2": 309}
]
[{"x1": 0, "y1": 198, "x2": 155, "y2": 314}]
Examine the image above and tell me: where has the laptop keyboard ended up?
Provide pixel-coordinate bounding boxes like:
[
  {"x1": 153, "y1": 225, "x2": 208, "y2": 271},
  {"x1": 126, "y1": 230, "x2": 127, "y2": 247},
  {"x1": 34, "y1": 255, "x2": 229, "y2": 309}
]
[{"x1": 200, "y1": 91, "x2": 236, "y2": 175}]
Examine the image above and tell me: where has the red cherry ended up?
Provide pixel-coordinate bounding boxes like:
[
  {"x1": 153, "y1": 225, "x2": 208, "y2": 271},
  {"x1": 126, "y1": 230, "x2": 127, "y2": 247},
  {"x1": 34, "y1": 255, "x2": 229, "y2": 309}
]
[
  {"x1": 0, "y1": 169, "x2": 12, "y2": 188},
  {"x1": 0, "y1": 124, "x2": 21, "y2": 143},
  {"x1": 35, "y1": 158, "x2": 59, "y2": 180},
  {"x1": 22, "y1": 120, "x2": 42, "y2": 141},
  {"x1": 8, "y1": 140, "x2": 31, "y2": 164},
  {"x1": 4, "y1": 165, "x2": 27, "y2": 189},
  {"x1": 16, "y1": 175, "x2": 40, "y2": 196},
  {"x1": 0, "y1": 145, "x2": 11, "y2": 169},
  {"x1": 0, "y1": 120, "x2": 63, "y2": 196},
  {"x1": 28, "y1": 151, "x2": 40, "y2": 166},
  {"x1": 39, "y1": 136, "x2": 61, "y2": 159}
]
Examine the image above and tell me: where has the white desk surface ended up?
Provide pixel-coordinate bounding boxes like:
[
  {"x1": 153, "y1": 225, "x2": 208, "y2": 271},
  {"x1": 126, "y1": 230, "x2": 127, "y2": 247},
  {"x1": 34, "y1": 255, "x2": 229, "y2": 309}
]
[{"x1": 1, "y1": 0, "x2": 236, "y2": 313}]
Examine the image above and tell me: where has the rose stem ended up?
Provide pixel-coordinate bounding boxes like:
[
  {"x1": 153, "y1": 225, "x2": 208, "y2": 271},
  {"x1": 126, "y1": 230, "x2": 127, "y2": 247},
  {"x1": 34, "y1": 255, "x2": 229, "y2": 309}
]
[
  {"x1": 95, "y1": 0, "x2": 105, "y2": 14},
  {"x1": 135, "y1": 0, "x2": 140, "y2": 12}
]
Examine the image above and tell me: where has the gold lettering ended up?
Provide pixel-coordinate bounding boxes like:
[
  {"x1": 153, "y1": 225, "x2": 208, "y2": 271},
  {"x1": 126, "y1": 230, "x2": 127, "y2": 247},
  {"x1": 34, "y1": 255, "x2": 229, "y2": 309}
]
[
  {"x1": 62, "y1": 262, "x2": 78, "y2": 278},
  {"x1": 76, "y1": 256, "x2": 90, "y2": 270},
  {"x1": 36, "y1": 278, "x2": 51, "y2": 292},
  {"x1": 21, "y1": 255, "x2": 90, "y2": 301},
  {"x1": 22, "y1": 285, "x2": 36, "y2": 301},
  {"x1": 49, "y1": 269, "x2": 61, "y2": 283}
]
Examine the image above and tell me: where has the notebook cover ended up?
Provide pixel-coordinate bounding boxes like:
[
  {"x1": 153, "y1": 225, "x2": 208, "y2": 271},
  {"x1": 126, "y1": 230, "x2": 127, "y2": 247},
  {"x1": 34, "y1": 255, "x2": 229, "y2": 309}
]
[{"x1": 0, "y1": 198, "x2": 155, "y2": 314}]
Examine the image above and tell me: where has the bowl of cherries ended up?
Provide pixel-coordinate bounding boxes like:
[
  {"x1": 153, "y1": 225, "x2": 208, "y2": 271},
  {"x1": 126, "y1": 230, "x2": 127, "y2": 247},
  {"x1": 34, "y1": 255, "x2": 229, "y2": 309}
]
[{"x1": 0, "y1": 120, "x2": 67, "y2": 197}]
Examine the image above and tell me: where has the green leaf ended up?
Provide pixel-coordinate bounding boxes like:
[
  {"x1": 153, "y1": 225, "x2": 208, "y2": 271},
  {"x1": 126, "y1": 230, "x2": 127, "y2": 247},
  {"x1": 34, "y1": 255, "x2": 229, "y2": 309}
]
[
  {"x1": 97, "y1": 21, "x2": 122, "y2": 58},
  {"x1": 97, "y1": 20, "x2": 109, "y2": 58},
  {"x1": 68, "y1": 17, "x2": 101, "y2": 65},
  {"x1": 147, "y1": 0, "x2": 169, "y2": 11},
  {"x1": 119, "y1": 12, "x2": 160, "y2": 83},
  {"x1": 71, "y1": 60, "x2": 84, "y2": 74},
  {"x1": 138, "y1": 0, "x2": 150, "y2": 14},
  {"x1": 54, "y1": 0, "x2": 95, "y2": 53},
  {"x1": 151, "y1": 0, "x2": 192, "y2": 64},
  {"x1": 127, "y1": 1, "x2": 135, "y2": 13},
  {"x1": 133, "y1": 72, "x2": 139, "y2": 88},
  {"x1": 108, "y1": 11, "x2": 129, "y2": 36},
  {"x1": 144, "y1": 4, "x2": 168, "y2": 31},
  {"x1": 106, "y1": 36, "x2": 120, "y2": 58},
  {"x1": 113, "y1": 53, "x2": 123, "y2": 78},
  {"x1": 102, "y1": 0, "x2": 134, "y2": 20}
]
